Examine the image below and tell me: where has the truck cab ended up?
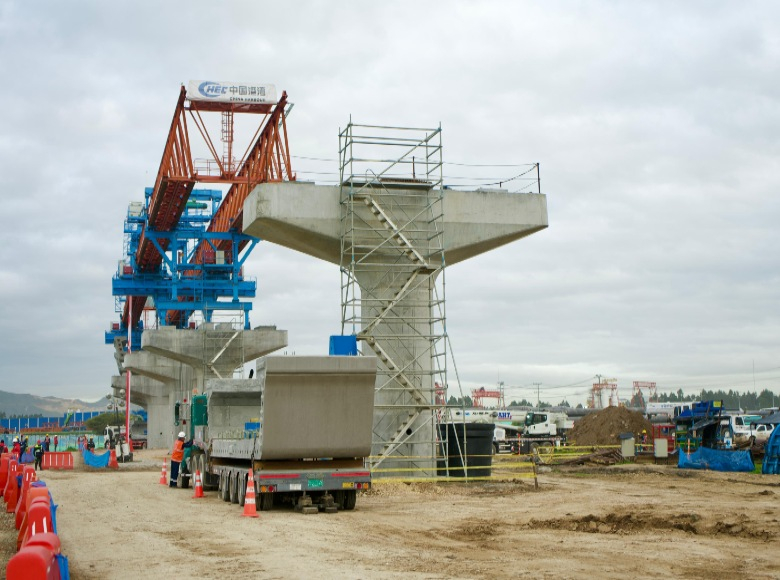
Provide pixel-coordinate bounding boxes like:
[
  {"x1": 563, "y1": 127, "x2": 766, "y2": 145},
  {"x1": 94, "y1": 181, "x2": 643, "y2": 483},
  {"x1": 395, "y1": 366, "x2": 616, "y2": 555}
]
[{"x1": 523, "y1": 411, "x2": 573, "y2": 438}]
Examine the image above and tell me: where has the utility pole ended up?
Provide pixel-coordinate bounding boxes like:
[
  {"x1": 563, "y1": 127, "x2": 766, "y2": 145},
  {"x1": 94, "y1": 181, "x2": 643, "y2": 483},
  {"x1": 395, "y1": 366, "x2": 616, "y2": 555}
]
[{"x1": 534, "y1": 382, "x2": 542, "y2": 408}]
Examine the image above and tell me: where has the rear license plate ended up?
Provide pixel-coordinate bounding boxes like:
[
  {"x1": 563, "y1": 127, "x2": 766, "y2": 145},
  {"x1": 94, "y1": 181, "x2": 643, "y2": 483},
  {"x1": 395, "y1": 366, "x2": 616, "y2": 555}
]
[{"x1": 307, "y1": 479, "x2": 323, "y2": 489}]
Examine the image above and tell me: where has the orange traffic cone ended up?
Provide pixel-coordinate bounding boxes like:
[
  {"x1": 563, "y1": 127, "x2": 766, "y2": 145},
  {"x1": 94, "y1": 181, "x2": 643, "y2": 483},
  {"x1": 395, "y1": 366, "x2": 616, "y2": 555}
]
[
  {"x1": 108, "y1": 448, "x2": 119, "y2": 469},
  {"x1": 192, "y1": 470, "x2": 204, "y2": 498},
  {"x1": 242, "y1": 471, "x2": 259, "y2": 518},
  {"x1": 159, "y1": 459, "x2": 168, "y2": 485}
]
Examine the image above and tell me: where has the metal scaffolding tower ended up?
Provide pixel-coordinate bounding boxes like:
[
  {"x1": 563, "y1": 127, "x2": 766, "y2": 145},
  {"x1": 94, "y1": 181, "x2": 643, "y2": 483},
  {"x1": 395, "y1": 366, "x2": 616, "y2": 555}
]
[{"x1": 338, "y1": 122, "x2": 448, "y2": 475}]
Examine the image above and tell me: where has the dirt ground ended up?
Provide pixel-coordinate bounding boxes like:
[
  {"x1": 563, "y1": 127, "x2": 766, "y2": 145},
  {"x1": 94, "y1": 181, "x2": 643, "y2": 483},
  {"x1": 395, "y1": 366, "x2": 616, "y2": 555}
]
[{"x1": 3, "y1": 450, "x2": 780, "y2": 580}]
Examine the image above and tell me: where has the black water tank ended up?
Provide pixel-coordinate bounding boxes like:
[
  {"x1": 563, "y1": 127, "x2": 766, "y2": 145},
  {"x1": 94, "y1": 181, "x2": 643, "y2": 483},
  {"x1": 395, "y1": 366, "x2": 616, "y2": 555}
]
[{"x1": 437, "y1": 422, "x2": 494, "y2": 477}]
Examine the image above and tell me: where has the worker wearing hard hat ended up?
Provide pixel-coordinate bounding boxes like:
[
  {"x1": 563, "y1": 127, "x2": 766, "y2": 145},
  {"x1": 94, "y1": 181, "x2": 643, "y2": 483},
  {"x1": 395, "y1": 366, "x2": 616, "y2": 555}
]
[
  {"x1": 12, "y1": 438, "x2": 21, "y2": 461},
  {"x1": 33, "y1": 440, "x2": 44, "y2": 471},
  {"x1": 169, "y1": 431, "x2": 192, "y2": 488}
]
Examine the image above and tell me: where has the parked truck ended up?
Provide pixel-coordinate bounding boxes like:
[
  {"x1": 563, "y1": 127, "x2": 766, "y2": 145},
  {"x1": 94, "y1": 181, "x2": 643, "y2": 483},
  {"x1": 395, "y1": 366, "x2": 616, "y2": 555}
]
[
  {"x1": 512, "y1": 411, "x2": 573, "y2": 453},
  {"x1": 104, "y1": 424, "x2": 148, "y2": 451},
  {"x1": 173, "y1": 355, "x2": 377, "y2": 513}
]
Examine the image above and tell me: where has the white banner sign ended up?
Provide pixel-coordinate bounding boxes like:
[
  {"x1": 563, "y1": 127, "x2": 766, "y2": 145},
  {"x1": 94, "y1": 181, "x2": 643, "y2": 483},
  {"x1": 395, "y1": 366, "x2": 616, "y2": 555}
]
[{"x1": 188, "y1": 80, "x2": 277, "y2": 105}]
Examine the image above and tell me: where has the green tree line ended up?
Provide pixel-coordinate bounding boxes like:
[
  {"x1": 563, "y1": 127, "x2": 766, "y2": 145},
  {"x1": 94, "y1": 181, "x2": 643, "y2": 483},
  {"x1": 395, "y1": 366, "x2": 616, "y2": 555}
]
[
  {"x1": 449, "y1": 388, "x2": 778, "y2": 410},
  {"x1": 654, "y1": 388, "x2": 778, "y2": 410}
]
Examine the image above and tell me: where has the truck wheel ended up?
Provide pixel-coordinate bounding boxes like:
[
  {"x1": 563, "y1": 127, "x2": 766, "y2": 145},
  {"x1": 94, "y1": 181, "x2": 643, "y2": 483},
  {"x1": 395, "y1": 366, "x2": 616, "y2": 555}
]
[
  {"x1": 342, "y1": 490, "x2": 357, "y2": 511},
  {"x1": 230, "y1": 472, "x2": 240, "y2": 504},
  {"x1": 492, "y1": 442, "x2": 499, "y2": 455},
  {"x1": 221, "y1": 472, "x2": 231, "y2": 502},
  {"x1": 333, "y1": 490, "x2": 345, "y2": 508},
  {"x1": 259, "y1": 492, "x2": 273, "y2": 511},
  {"x1": 238, "y1": 473, "x2": 247, "y2": 506}
]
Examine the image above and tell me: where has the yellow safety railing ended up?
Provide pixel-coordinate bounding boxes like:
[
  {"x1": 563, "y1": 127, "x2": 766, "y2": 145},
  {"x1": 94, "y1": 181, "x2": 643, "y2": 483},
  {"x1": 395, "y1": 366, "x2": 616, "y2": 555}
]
[{"x1": 367, "y1": 453, "x2": 538, "y2": 485}]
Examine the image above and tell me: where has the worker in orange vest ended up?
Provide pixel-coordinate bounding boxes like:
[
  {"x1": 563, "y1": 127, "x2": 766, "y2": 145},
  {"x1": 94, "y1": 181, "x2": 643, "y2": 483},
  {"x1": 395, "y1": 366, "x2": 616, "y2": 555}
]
[{"x1": 169, "y1": 431, "x2": 192, "y2": 488}]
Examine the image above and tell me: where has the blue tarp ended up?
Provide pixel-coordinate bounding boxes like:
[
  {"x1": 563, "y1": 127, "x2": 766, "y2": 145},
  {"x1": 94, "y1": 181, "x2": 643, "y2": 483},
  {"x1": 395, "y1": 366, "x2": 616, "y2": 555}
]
[
  {"x1": 678, "y1": 446, "x2": 754, "y2": 472},
  {"x1": 762, "y1": 427, "x2": 780, "y2": 475},
  {"x1": 56, "y1": 554, "x2": 70, "y2": 580},
  {"x1": 82, "y1": 449, "x2": 111, "y2": 468}
]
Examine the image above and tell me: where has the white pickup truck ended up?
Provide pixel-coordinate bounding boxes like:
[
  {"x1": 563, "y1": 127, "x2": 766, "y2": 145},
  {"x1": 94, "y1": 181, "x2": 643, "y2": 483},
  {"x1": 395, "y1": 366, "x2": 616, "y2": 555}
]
[{"x1": 751, "y1": 422, "x2": 775, "y2": 443}]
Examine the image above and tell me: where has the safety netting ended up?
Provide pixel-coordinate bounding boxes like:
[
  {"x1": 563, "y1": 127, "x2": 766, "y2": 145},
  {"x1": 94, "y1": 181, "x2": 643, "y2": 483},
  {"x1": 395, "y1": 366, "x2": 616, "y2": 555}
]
[
  {"x1": 82, "y1": 448, "x2": 111, "y2": 468},
  {"x1": 678, "y1": 446, "x2": 754, "y2": 472}
]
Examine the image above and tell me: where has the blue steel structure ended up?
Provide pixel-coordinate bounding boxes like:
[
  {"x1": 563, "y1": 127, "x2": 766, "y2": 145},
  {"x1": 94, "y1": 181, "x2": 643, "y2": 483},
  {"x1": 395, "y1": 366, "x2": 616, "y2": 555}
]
[
  {"x1": 105, "y1": 187, "x2": 259, "y2": 348},
  {"x1": 105, "y1": 85, "x2": 294, "y2": 352}
]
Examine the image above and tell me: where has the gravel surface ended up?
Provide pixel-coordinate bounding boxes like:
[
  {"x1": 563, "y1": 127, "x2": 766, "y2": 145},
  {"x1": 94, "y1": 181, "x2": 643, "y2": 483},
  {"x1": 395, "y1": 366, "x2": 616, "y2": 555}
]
[{"x1": 2, "y1": 450, "x2": 779, "y2": 579}]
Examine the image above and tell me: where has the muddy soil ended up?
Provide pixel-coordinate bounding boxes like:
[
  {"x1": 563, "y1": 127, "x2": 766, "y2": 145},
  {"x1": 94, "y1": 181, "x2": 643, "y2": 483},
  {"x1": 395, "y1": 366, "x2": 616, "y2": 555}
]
[{"x1": 3, "y1": 450, "x2": 780, "y2": 579}]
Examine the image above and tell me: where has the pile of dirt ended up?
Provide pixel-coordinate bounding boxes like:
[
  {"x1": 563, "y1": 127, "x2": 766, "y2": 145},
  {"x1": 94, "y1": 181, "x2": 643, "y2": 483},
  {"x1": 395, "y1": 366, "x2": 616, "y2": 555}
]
[{"x1": 568, "y1": 406, "x2": 653, "y2": 446}]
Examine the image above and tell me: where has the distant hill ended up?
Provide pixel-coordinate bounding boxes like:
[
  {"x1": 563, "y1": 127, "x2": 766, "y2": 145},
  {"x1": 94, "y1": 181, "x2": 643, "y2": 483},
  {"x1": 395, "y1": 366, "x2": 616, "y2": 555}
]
[{"x1": 0, "y1": 390, "x2": 106, "y2": 417}]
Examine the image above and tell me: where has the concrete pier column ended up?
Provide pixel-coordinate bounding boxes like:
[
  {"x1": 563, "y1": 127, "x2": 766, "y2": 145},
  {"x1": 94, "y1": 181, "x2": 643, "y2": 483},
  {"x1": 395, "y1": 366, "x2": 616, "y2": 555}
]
[{"x1": 111, "y1": 374, "x2": 170, "y2": 449}]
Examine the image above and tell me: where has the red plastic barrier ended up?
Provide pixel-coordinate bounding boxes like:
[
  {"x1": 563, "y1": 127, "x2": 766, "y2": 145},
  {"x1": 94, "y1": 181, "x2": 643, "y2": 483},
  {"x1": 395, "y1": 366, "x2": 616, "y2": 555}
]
[
  {"x1": 5, "y1": 461, "x2": 21, "y2": 512},
  {"x1": 20, "y1": 499, "x2": 54, "y2": 550},
  {"x1": 15, "y1": 466, "x2": 37, "y2": 529},
  {"x1": 6, "y1": 545, "x2": 60, "y2": 580},
  {"x1": 26, "y1": 532, "x2": 61, "y2": 555},
  {"x1": 26, "y1": 488, "x2": 50, "y2": 511},
  {"x1": 40, "y1": 453, "x2": 73, "y2": 470},
  {"x1": 0, "y1": 454, "x2": 10, "y2": 493},
  {"x1": 3, "y1": 459, "x2": 18, "y2": 504},
  {"x1": 19, "y1": 494, "x2": 51, "y2": 550}
]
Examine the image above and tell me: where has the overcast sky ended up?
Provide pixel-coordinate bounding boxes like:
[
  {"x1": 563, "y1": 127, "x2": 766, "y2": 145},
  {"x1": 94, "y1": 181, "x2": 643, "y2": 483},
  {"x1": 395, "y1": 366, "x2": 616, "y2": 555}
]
[{"x1": 0, "y1": 1, "x2": 778, "y2": 406}]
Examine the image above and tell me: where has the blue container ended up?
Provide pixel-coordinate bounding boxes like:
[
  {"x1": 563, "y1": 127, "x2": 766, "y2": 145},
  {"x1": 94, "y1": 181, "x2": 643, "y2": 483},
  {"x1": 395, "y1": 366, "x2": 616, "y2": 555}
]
[{"x1": 329, "y1": 335, "x2": 358, "y2": 356}]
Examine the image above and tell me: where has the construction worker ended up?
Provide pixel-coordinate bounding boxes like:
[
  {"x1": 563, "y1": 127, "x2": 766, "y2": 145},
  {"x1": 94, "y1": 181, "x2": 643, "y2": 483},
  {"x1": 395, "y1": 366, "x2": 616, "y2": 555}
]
[
  {"x1": 87, "y1": 437, "x2": 95, "y2": 451},
  {"x1": 43, "y1": 434, "x2": 51, "y2": 452},
  {"x1": 12, "y1": 437, "x2": 21, "y2": 461},
  {"x1": 33, "y1": 440, "x2": 44, "y2": 471},
  {"x1": 169, "y1": 431, "x2": 192, "y2": 488},
  {"x1": 0, "y1": 439, "x2": 6, "y2": 455},
  {"x1": 53, "y1": 434, "x2": 58, "y2": 452}
]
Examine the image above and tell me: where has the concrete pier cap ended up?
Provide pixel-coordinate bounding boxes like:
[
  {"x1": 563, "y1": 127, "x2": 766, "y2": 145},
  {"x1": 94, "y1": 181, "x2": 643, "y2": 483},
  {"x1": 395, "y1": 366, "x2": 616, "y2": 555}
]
[
  {"x1": 242, "y1": 182, "x2": 548, "y2": 266},
  {"x1": 111, "y1": 323, "x2": 287, "y2": 449},
  {"x1": 116, "y1": 325, "x2": 287, "y2": 449}
]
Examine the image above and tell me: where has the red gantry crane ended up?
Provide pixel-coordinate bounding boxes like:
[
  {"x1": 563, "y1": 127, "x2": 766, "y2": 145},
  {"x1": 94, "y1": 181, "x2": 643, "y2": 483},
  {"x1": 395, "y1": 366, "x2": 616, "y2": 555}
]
[{"x1": 122, "y1": 81, "x2": 295, "y2": 331}]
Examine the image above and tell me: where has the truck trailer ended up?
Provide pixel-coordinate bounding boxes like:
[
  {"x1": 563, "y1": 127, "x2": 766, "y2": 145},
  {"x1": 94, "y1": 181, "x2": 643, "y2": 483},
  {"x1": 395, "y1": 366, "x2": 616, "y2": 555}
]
[{"x1": 174, "y1": 355, "x2": 377, "y2": 513}]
